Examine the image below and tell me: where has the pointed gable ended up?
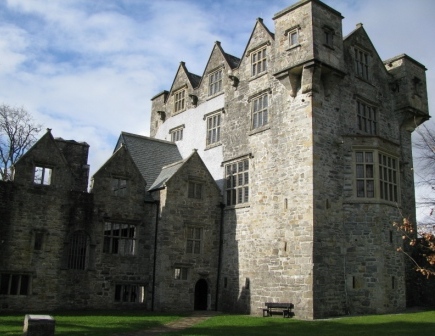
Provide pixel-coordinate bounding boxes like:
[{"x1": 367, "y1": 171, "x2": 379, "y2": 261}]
[
  {"x1": 241, "y1": 18, "x2": 275, "y2": 61},
  {"x1": 149, "y1": 150, "x2": 220, "y2": 193},
  {"x1": 114, "y1": 132, "x2": 182, "y2": 191},
  {"x1": 344, "y1": 23, "x2": 390, "y2": 80},
  {"x1": 13, "y1": 129, "x2": 72, "y2": 187}
]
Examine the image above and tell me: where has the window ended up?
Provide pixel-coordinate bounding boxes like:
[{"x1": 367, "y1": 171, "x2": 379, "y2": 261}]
[
  {"x1": 103, "y1": 222, "x2": 136, "y2": 256},
  {"x1": 67, "y1": 231, "x2": 89, "y2": 270},
  {"x1": 186, "y1": 227, "x2": 202, "y2": 254},
  {"x1": 324, "y1": 27, "x2": 334, "y2": 47},
  {"x1": 114, "y1": 284, "x2": 145, "y2": 303},
  {"x1": 357, "y1": 101, "x2": 377, "y2": 134},
  {"x1": 209, "y1": 69, "x2": 222, "y2": 96},
  {"x1": 225, "y1": 158, "x2": 249, "y2": 206},
  {"x1": 174, "y1": 267, "x2": 188, "y2": 280},
  {"x1": 188, "y1": 181, "x2": 202, "y2": 199},
  {"x1": 0, "y1": 273, "x2": 30, "y2": 295},
  {"x1": 289, "y1": 29, "x2": 299, "y2": 47},
  {"x1": 251, "y1": 47, "x2": 267, "y2": 76},
  {"x1": 34, "y1": 231, "x2": 44, "y2": 251},
  {"x1": 356, "y1": 151, "x2": 374, "y2": 198},
  {"x1": 379, "y1": 153, "x2": 398, "y2": 202},
  {"x1": 174, "y1": 88, "x2": 186, "y2": 113},
  {"x1": 170, "y1": 126, "x2": 183, "y2": 142},
  {"x1": 355, "y1": 151, "x2": 398, "y2": 202},
  {"x1": 206, "y1": 113, "x2": 221, "y2": 145},
  {"x1": 355, "y1": 48, "x2": 369, "y2": 80},
  {"x1": 252, "y1": 94, "x2": 268, "y2": 129},
  {"x1": 34, "y1": 166, "x2": 52, "y2": 185},
  {"x1": 112, "y1": 178, "x2": 127, "y2": 196}
]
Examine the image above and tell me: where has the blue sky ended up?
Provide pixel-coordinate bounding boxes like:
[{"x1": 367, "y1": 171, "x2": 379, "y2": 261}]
[{"x1": 0, "y1": 0, "x2": 434, "y2": 221}]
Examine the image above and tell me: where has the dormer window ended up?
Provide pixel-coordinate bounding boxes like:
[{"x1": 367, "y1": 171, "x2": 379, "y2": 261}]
[
  {"x1": 209, "y1": 69, "x2": 223, "y2": 96},
  {"x1": 174, "y1": 88, "x2": 186, "y2": 113},
  {"x1": 34, "y1": 166, "x2": 52, "y2": 185}
]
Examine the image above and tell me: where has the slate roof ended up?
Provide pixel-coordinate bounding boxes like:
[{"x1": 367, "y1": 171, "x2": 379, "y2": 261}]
[
  {"x1": 223, "y1": 52, "x2": 241, "y2": 69},
  {"x1": 115, "y1": 132, "x2": 183, "y2": 191},
  {"x1": 187, "y1": 72, "x2": 202, "y2": 88},
  {"x1": 148, "y1": 159, "x2": 185, "y2": 191}
]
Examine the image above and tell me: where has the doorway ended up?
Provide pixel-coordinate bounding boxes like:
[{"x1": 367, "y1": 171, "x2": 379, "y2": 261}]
[{"x1": 194, "y1": 279, "x2": 208, "y2": 310}]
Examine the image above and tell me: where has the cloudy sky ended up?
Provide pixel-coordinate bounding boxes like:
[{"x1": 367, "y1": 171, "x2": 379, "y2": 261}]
[{"x1": 0, "y1": 0, "x2": 434, "y2": 221}]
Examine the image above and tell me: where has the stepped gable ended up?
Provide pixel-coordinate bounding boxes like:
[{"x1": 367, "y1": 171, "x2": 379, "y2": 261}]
[{"x1": 115, "y1": 132, "x2": 182, "y2": 190}]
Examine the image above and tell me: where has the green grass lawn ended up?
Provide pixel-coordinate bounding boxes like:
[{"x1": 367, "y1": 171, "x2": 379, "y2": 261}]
[
  {"x1": 172, "y1": 310, "x2": 435, "y2": 336},
  {"x1": 0, "y1": 309, "x2": 434, "y2": 336},
  {"x1": 0, "y1": 310, "x2": 184, "y2": 336}
]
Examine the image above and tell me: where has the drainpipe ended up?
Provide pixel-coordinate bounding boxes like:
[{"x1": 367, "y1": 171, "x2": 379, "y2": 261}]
[
  {"x1": 151, "y1": 200, "x2": 160, "y2": 311},
  {"x1": 215, "y1": 202, "x2": 225, "y2": 311}
]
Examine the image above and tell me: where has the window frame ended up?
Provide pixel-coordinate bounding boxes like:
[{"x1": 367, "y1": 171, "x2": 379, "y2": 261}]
[
  {"x1": 355, "y1": 47, "x2": 370, "y2": 80},
  {"x1": 206, "y1": 112, "x2": 221, "y2": 146},
  {"x1": 67, "y1": 231, "x2": 89, "y2": 270},
  {"x1": 34, "y1": 166, "x2": 52, "y2": 185},
  {"x1": 174, "y1": 88, "x2": 186, "y2": 113},
  {"x1": 251, "y1": 93, "x2": 269, "y2": 130},
  {"x1": 251, "y1": 46, "x2": 267, "y2": 77},
  {"x1": 357, "y1": 100, "x2": 377, "y2": 135},
  {"x1": 103, "y1": 222, "x2": 137, "y2": 256},
  {"x1": 0, "y1": 273, "x2": 30, "y2": 296},
  {"x1": 225, "y1": 157, "x2": 249, "y2": 206},
  {"x1": 174, "y1": 267, "x2": 188, "y2": 280},
  {"x1": 188, "y1": 181, "x2": 203, "y2": 199},
  {"x1": 170, "y1": 125, "x2": 184, "y2": 142},
  {"x1": 354, "y1": 150, "x2": 399, "y2": 203},
  {"x1": 208, "y1": 68, "x2": 223, "y2": 96},
  {"x1": 114, "y1": 283, "x2": 146, "y2": 303},
  {"x1": 186, "y1": 226, "x2": 202, "y2": 254},
  {"x1": 112, "y1": 178, "x2": 127, "y2": 197}
]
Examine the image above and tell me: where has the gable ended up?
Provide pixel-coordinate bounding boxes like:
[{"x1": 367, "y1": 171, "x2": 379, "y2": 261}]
[{"x1": 13, "y1": 130, "x2": 71, "y2": 186}]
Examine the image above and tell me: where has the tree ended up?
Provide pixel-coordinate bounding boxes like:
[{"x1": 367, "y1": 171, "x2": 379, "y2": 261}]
[
  {"x1": 394, "y1": 122, "x2": 435, "y2": 278},
  {"x1": 0, "y1": 104, "x2": 42, "y2": 181}
]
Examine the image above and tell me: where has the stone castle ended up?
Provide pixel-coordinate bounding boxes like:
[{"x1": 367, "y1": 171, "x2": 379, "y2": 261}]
[{"x1": 0, "y1": 0, "x2": 430, "y2": 319}]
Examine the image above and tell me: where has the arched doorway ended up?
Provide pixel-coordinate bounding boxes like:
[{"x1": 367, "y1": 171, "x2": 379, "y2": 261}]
[{"x1": 194, "y1": 279, "x2": 208, "y2": 310}]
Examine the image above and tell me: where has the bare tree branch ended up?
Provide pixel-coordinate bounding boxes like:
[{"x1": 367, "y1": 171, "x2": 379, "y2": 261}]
[{"x1": 0, "y1": 104, "x2": 42, "y2": 180}]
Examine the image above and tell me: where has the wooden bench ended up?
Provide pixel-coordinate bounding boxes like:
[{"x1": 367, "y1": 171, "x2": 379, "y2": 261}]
[{"x1": 263, "y1": 302, "x2": 294, "y2": 318}]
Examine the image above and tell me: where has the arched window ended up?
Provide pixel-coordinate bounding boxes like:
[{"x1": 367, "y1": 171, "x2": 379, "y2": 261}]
[{"x1": 67, "y1": 231, "x2": 89, "y2": 270}]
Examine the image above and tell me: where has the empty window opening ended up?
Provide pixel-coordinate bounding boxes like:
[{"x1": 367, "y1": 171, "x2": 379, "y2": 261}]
[{"x1": 34, "y1": 166, "x2": 52, "y2": 185}]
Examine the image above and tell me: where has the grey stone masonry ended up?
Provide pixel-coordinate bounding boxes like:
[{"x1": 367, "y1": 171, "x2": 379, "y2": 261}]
[{"x1": 150, "y1": 0, "x2": 429, "y2": 319}]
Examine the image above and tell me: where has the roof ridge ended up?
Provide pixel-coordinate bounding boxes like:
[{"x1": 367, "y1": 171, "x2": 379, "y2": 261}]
[{"x1": 121, "y1": 132, "x2": 177, "y2": 146}]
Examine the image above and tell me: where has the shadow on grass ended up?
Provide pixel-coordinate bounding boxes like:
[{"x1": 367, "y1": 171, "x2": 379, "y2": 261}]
[
  {"x1": 169, "y1": 311, "x2": 435, "y2": 336},
  {"x1": 0, "y1": 310, "x2": 186, "y2": 336}
]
